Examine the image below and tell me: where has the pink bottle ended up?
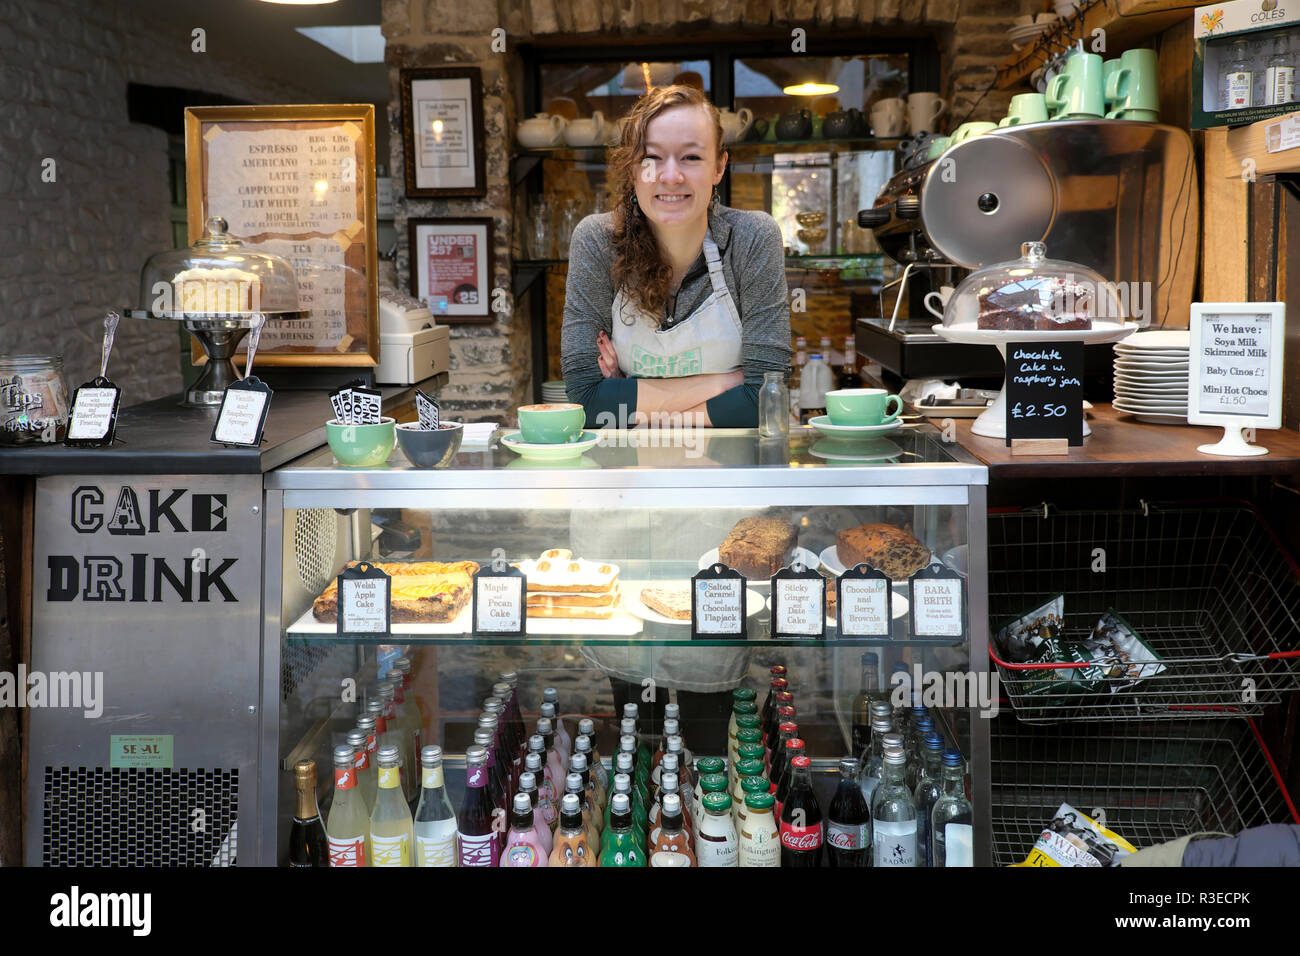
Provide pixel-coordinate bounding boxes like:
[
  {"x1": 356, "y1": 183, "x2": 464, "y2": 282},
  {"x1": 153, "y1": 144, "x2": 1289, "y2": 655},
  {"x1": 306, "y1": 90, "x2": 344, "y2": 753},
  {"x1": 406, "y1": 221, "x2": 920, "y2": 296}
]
[
  {"x1": 524, "y1": 751, "x2": 558, "y2": 833},
  {"x1": 517, "y1": 770, "x2": 553, "y2": 855},
  {"x1": 542, "y1": 689, "x2": 572, "y2": 761},
  {"x1": 537, "y1": 718, "x2": 567, "y2": 798},
  {"x1": 500, "y1": 792, "x2": 549, "y2": 867}
]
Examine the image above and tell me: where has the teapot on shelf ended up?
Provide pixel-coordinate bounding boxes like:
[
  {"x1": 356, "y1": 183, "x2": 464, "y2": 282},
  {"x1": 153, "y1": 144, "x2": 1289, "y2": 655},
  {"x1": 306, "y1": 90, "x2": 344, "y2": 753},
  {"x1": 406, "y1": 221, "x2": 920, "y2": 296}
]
[
  {"x1": 564, "y1": 111, "x2": 606, "y2": 147},
  {"x1": 718, "y1": 107, "x2": 754, "y2": 144},
  {"x1": 517, "y1": 113, "x2": 567, "y2": 149},
  {"x1": 775, "y1": 108, "x2": 812, "y2": 141},
  {"x1": 823, "y1": 108, "x2": 865, "y2": 139}
]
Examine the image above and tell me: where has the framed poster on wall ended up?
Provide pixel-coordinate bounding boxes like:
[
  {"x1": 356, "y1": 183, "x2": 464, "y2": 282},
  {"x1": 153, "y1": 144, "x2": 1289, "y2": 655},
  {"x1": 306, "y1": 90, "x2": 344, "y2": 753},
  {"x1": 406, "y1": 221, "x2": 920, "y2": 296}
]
[
  {"x1": 401, "y1": 67, "x2": 487, "y2": 198},
  {"x1": 408, "y1": 218, "x2": 494, "y2": 324},
  {"x1": 184, "y1": 104, "x2": 379, "y2": 367}
]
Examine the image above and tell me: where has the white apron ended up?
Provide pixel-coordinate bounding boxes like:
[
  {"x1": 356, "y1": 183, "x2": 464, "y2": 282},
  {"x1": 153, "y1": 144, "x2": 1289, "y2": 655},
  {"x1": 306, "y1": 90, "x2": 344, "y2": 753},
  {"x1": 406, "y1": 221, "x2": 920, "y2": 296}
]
[
  {"x1": 579, "y1": 232, "x2": 751, "y2": 693},
  {"x1": 610, "y1": 234, "x2": 743, "y2": 378}
]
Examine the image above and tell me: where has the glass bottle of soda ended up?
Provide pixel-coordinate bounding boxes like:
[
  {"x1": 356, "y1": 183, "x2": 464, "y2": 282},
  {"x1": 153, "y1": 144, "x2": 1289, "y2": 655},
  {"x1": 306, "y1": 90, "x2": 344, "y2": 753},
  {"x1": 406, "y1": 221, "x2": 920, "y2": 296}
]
[
  {"x1": 851, "y1": 652, "x2": 881, "y2": 757},
  {"x1": 778, "y1": 754, "x2": 823, "y2": 867},
  {"x1": 326, "y1": 744, "x2": 369, "y2": 867},
  {"x1": 769, "y1": 721, "x2": 799, "y2": 793},
  {"x1": 457, "y1": 744, "x2": 499, "y2": 867},
  {"x1": 761, "y1": 677, "x2": 789, "y2": 745},
  {"x1": 738, "y1": 791, "x2": 780, "y2": 867},
  {"x1": 412, "y1": 745, "x2": 457, "y2": 867},
  {"x1": 773, "y1": 738, "x2": 806, "y2": 820},
  {"x1": 826, "y1": 756, "x2": 870, "y2": 867}
]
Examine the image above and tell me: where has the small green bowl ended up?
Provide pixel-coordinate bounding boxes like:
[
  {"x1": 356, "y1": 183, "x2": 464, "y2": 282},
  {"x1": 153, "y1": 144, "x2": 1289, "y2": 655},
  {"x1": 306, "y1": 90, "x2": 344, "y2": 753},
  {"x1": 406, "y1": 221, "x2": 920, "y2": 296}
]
[
  {"x1": 517, "y1": 403, "x2": 586, "y2": 444},
  {"x1": 326, "y1": 417, "x2": 396, "y2": 467}
]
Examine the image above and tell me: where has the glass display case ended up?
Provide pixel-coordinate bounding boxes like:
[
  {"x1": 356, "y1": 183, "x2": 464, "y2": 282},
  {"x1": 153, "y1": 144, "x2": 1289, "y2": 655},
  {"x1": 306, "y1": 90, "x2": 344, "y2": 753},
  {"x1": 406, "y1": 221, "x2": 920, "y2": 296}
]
[{"x1": 262, "y1": 423, "x2": 990, "y2": 866}]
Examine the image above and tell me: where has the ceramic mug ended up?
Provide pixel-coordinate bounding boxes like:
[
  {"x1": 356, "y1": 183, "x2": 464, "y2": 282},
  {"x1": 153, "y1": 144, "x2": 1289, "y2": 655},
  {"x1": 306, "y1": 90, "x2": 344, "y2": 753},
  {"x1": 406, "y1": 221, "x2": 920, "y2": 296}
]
[
  {"x1": 1103, "y1": 59, "x2": 1121, "y2": 110},
  {"x1": 870, "y1": 98, "x2": 907, "y2": 137},
  {"x1": 518, "y1": 402, "x2": 585, "y2": 444},
  {"x1": 1106, "y1": 48, "x2": 1159, "y2": 119},
  {"x1": 927, "y1": 135, "x2": 952, "y2": 160},
  {"x1": 999, "y1": 92, "x2": 1049, "y2": 126},
  {"x1": 907, "y1": 92, "x2": 947, "y2": 134},
  {"x1": 825, "y1": 388, "x2": 903, "y2": 427},
  {"x1": 924, "y1": 285, "x2": 956, "y2": 319},
  {"x1": 950, "y1": 121, "x2": 996, "y2": 145},
  {"x1": 1046, "y1": 52, "x2": 1105, "y2": 119}
]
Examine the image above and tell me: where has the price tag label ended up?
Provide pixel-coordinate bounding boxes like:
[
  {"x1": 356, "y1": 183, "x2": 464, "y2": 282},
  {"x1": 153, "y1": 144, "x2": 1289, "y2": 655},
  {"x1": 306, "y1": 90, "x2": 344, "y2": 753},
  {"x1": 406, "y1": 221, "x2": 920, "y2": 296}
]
[
  {"x1": 910, "y1": 563, "x2": 965, "y2": 638},
  {"x1": 65, "y1": 376, "x2": 121, "y2": 447},
  {"x1": 1005, "y1": 340, "x2": 1083, "y2": 447},
  {"x1": 416, "y1": 389, "x2": 440, "y2": 430},
  {"x1": 691, "y1": 564, "x2": 747, "y2": 640},
  {"x1": 770, "y1": 564, "x2": 825, "y2": 639},
  {"x1": 472, "y1": 562, "x2": 526, "y2": 636},
  {"x1": 211, "y1": 376, "x2": 272, "y2": 447},
  {"x1": 837, "y1": 564, "x2": 892, "y2": 638},
  {"x1": 337, "y1": 562, "x2": 391, "y2": 637}
]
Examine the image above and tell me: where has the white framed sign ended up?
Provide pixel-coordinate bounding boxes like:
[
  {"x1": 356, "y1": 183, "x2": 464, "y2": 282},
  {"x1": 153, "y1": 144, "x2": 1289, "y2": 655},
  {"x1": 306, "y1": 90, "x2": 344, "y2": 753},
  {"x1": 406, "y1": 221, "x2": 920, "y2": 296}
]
[{"x1": 1188, "y1": 302, "x2": 1285, "y2": 456}]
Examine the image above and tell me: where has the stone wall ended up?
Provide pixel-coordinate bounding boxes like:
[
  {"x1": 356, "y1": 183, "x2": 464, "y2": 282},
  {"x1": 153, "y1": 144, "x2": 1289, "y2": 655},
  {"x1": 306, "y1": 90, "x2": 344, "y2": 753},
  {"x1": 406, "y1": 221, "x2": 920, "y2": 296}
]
[
  {"x1": 383, "y1": 0, "x2": 1034, "y2": 419},
  {"x1": 0, "y1": 0, "x2": 325, "y2": 403}
]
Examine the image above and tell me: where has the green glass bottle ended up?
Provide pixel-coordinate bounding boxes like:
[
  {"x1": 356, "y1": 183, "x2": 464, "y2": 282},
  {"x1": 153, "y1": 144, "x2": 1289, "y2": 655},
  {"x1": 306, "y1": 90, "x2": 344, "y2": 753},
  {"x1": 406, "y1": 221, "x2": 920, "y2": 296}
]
[{"x1": 600, "y1": 792, "x2": 646, "y2": 867}]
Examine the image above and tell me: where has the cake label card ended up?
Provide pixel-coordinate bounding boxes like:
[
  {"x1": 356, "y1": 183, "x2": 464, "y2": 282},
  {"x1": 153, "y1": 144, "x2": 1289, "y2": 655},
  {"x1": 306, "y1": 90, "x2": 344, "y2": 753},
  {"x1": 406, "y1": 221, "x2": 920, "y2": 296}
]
[
  {"x1": 692, "y1": 564, "x2": 747, "y2": 640},
  {"x1": 337, "y1": 562, "x2": 391, "y2": 637},
  {"x1": 65, "y1": 376, "x2": 121, "y2": 447},
  {"x1": 770, "y1": 565, "x2": 825, "y2": 639},
  {"x1": 472, "y1": 563, "x2": 526, "y2": 636},
  {"x1": 838, "y1": 564, "x2": 892, "y2": 639},
  {"x1": 910, "y1": 563, "x2": 965, "y2": 638},
  {"x1": 416, "y1": 389, "x2": 440, "y2": 430},
  {"x1": 1004, "y1": 340, "x2": 1084, "y2": 447},
  {"x1": 210, "y1": 376, "x2": 272, "y2": 447}
]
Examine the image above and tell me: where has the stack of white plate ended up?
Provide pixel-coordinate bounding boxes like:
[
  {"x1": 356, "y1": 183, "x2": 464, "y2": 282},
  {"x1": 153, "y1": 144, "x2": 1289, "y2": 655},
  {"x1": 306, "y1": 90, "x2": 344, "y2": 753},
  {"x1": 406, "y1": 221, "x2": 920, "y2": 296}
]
[
  {"x1": 1112, "y1": 330, "x2": 1190, "y2": 425},
  {"x1": 1008, "y1": 21, "x2": 1053, "y2": 49},
  {"x1": 541, "y1": 380, "x2": 568, "y2": 403}
]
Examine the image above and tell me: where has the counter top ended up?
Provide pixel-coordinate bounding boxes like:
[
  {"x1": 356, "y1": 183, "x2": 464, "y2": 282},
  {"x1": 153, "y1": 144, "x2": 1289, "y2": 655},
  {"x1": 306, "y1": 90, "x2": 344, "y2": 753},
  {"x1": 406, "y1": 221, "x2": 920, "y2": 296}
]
[
  {"x1": 0, "y1": 377, "x2": 444, "y2": 476},
  {"x1": 949, "y1": 403, "x2": 1300, "y2": 479}
]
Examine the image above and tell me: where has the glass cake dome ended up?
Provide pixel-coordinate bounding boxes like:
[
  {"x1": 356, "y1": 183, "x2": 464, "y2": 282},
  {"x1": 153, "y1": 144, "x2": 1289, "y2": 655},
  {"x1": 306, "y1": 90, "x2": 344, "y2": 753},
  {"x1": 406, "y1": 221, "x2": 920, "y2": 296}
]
[
  {"x1": 136, "y1": 216, "x2": 300, "y2": 317},
  {"x1": 939, "y1": 240, "x2": 1126, "y2": 331}
]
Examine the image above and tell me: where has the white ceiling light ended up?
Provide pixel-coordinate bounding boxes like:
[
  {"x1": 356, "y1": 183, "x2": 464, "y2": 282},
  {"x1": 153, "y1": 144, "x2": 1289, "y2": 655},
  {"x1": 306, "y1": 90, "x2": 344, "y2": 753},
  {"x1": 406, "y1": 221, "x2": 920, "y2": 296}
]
[
  {"x1": 259, "y1": 1, "x2": 342, "y2": 5},
  {"x1": 296, "y1": 25, "x2": 385, "y2": 63}
]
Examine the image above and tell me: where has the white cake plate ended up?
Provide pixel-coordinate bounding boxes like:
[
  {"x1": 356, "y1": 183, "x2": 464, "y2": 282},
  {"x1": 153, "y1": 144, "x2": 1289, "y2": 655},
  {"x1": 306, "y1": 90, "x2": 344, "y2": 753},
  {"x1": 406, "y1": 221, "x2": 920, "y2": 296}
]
[{"x1": 931, "y1": 322, "x2": 1140, "y2": 439}]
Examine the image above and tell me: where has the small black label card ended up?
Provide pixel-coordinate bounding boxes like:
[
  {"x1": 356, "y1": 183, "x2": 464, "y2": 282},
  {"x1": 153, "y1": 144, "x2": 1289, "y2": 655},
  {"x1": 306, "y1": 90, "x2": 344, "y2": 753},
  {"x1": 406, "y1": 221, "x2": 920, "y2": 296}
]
[
  {"x1": 65, "y1": 376, "x2": 121, "y2": 447},
  {"x1": 837, "y1": 564, "x2": 893, "y2": 639},
  {"x1": 472, "y1": 562, "x2": 526, "y2": 637},
  {"x1": 770, "y1": 564, "x2": 826, "y2": 639},
  {"x1": 416, "y1": 389, "x2": 440, "y2": 430},
  {"x1": 910, "y1": 562, "x2": 965, "y2": 638},
  {"x1": 211, "y1": 376, "x2": 272, "y2": 447},
  {"x1": 1004, "y1": 340, "x2": 1084, "y2": 446},
  {"x1": 692, "y1": 564, "x2": 747, "y2": 640},
  {"x1": 336, "y1": 562, "x2": 391, "y2": 638}
]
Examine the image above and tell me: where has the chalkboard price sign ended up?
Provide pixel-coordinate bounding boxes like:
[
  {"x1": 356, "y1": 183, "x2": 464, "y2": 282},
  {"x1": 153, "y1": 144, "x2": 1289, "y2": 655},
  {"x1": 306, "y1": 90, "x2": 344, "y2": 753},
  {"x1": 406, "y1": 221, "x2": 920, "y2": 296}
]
[{"x1": 1004, "y1": 340, "x2": 1084, "y2": 448}]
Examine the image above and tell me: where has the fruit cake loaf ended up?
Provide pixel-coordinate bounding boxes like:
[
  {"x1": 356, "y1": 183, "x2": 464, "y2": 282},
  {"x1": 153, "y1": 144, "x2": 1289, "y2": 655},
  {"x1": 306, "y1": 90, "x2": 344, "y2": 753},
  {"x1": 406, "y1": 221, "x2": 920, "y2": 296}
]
[
  {"x1": 718, "y1": 517, "x2": 797, "y2": 579},
  {"x1": 835, "y1": 524, "x2": 929, "y2": 580}
]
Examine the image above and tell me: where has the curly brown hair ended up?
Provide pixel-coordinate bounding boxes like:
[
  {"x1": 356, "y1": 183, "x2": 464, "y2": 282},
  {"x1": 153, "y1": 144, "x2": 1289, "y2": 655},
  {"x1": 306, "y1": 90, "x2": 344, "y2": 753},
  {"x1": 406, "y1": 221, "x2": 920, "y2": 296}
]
[{"x1": 607, "y1": 85, "x2": 725, "y2": 325}]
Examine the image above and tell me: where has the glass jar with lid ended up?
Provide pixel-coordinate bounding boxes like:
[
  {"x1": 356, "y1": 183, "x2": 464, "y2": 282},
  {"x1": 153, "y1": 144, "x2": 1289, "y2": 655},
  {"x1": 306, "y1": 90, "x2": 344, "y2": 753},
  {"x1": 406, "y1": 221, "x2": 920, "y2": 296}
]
[
  {"x1": 0, "y1": 355, "x2": 69, "y2": 445},
  {"x1": 940, "y1": 240, "x2": 1127, "y2": 331}
]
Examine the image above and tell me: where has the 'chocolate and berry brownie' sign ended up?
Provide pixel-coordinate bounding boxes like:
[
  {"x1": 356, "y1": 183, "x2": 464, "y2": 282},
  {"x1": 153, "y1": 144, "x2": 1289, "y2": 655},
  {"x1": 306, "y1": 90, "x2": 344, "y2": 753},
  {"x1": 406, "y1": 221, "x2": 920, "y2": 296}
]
[{"x1": 1005, "y1": 340, "x2": 1084, "y2": 448}]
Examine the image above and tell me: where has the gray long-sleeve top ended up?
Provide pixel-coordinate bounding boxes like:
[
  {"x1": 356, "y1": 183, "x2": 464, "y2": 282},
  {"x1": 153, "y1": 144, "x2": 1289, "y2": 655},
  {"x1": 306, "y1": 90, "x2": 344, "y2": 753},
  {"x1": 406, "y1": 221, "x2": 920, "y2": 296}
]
[{"x1": 560, "y1": 205, "x2": 792, "y2": 427}]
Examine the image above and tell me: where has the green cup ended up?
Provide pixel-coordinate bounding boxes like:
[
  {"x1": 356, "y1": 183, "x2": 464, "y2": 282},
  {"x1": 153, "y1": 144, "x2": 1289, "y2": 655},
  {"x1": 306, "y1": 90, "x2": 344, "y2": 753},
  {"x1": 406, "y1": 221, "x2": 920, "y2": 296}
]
[
  {"x1": 825, "y1": 388, "x2": 902, "y2": 427},
  {"x1": 950, "y1": 121, "x2": 996, "y2": 145},
  {"x1": 1114, "y1": 108, "x2": 1159, "y2": 122},
  {"x1": 1106, "y1": 48, "x2": 1159, "y2": 119},
  {"x1": 1103, "y1": 59, "x2": 1121, "y2": 110},
  {"x1": 927, "y1": 135, "x2": 952, "y2": 160},
  {"x1": 999, "y1": 92, "x2": 1049, "y2": 127},
  {"x1": 1046, "y1": 52, "x2": 1105, "y2": 119},
  {"x1": 326, "y1": 417, "x2": 396, "y2": 467},
  {"x1": 518, "y1": 402, "x2": 586, "y2": 443}
]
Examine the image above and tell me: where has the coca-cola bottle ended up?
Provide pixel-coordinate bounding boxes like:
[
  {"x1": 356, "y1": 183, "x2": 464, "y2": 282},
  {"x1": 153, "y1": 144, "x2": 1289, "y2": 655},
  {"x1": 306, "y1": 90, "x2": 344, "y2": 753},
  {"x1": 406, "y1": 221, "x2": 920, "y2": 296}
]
[
  {"x1": 769, "y1": 722, "x2": 799, "y2": 794},
  {"x1": 827, "y1": 756, "x2": 870, "y2": 867},
  {"x1": 761, "y1": 677, "x2": 789, "y2": 744},
  {"x1": 773, "y1": 737, "x2": 806, "y2": 821},
  {"x1": 778, "y1": 754, "x2": 823, "y2": 867},
  {"x1": 765, "y1": 693, "x2": 795, "y2": 755}
]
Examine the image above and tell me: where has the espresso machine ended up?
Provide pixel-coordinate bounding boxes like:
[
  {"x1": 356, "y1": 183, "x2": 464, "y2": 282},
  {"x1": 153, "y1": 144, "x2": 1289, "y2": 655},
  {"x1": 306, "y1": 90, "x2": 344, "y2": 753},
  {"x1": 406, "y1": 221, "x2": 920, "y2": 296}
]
[{"x1": 855, "y1": 119, "x2": 1199, "y2": 397}]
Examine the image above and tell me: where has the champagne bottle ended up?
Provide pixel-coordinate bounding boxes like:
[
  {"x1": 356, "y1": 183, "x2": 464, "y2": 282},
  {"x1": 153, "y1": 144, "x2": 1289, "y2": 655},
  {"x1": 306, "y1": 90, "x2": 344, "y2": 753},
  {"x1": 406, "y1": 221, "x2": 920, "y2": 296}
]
[
  {"x1": 288, "y1": 759, "x2": 328, "y2": 867},
  {"x1": 368, "y1": 745, "x2": 414, "y2": 867},
  {"x1": 326, "y1": 744, "x2": 369, "y2": 867}
]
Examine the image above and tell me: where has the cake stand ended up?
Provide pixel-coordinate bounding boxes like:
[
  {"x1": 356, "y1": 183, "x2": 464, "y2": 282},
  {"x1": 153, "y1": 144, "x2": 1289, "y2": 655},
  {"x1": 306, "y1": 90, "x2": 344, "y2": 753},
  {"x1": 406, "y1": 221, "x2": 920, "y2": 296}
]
[
  {"x1": 931, "y1": 322, "x2": 1139, "y2": 438},
  {"x1": 123, "y1": 308, "x2": 306, "y2": 406}
]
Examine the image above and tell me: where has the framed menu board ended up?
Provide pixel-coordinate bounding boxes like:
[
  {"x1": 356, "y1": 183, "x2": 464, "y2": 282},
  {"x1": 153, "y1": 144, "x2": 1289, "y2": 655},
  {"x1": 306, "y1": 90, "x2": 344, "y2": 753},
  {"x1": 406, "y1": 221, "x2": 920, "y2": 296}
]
[{"x1": 184, "y1": 104, "x2": 379, "y2": 367}]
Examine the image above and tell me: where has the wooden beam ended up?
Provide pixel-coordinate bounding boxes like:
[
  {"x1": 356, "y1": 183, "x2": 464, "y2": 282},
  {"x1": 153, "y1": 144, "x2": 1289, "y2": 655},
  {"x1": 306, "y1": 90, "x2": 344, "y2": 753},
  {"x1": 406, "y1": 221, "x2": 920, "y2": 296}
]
[{"x1": 1201, "y1": 127, "x2": 1250, "y2": 302}]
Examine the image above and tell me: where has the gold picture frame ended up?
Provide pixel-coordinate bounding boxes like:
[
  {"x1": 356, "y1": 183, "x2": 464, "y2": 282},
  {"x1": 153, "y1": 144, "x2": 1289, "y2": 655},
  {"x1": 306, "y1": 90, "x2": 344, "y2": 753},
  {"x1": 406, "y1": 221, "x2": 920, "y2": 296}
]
[{"x1": 184, "y1": 104, "x2": 379, "y2": 367}]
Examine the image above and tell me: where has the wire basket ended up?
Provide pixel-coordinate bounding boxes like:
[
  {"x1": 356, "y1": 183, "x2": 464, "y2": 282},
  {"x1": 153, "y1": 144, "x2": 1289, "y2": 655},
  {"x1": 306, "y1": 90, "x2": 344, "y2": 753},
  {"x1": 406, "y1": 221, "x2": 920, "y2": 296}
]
[
  {"x1": 988, "y1": 502, "x2": 1300, "y2": 723},
  {"x1": 990, "y1": 715, "x2": 1299, "y2": 866}
]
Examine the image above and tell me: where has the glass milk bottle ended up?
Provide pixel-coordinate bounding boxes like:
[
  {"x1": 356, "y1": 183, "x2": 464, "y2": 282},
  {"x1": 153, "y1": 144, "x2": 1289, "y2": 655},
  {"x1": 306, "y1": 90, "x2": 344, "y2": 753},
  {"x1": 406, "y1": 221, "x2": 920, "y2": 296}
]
[
  {"x1": 759, "y1": 371, "x2": 791, "y2": 438},
  {"x1": 696, "y1": 792, "x2": 739, "y2": 867},
  {"x1": 738, "y1": 792, "x2": 780, "y2": 867}
]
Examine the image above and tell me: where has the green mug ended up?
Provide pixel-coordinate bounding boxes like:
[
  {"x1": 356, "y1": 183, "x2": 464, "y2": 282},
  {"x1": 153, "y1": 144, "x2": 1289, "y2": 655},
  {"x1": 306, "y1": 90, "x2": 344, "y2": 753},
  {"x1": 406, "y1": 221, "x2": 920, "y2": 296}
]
[
  {"x1": 927, "y1": 135, "x2": 952, "y2": 160},
  {"x1": 1106, "y1": 48, "x2": 1159, "y2": 119},
  {"x1": 950, "y1": 121, "x2": 996, "y2": 145},
  {"x1": 1103, "y1": 59, "x2": 1121, "y2": 110},
  {"x1": 518, "y1": 402, "x2": 586, "y2": 443},
  {"x1": 1046, "y1": 52, "x2": 1105, "y2": 119},
  {"x1": 825, "y1": 388, "x2": 903, "y2": 427},
  {"x1": 999, "y1": 92, "x2": 1049, "y2": 127}
]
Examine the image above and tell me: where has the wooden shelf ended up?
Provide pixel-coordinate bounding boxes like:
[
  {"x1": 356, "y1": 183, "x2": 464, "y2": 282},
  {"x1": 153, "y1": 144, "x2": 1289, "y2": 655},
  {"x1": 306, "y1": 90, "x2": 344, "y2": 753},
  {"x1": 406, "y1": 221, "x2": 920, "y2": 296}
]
[
  {"x1": 1224, "y1": 108, "x2": 1300, "y2": 178},
  {"x1": 996, "y1": 0, "x2": 1193, "y2": 91}
]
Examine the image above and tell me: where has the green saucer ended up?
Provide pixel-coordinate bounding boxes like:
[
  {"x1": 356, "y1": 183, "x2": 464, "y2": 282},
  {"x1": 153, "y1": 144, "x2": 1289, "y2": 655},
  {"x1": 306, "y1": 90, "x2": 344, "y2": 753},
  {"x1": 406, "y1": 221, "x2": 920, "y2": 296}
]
[{"x1": 500, "y1": 430, "x2": 600, "y2": 460}]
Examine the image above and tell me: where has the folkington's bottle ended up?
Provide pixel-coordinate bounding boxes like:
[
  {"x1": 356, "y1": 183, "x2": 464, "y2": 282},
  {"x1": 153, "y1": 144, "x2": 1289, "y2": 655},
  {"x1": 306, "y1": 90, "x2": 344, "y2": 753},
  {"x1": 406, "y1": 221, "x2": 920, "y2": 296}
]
[
  {"x1": 326, "y1": 744, "x2": 369, "y2": 867},
  {"x1": 368, "y1": 746, "x2": 414, "y2": 867},
  {"x1": 289, "y1": 759, "x2": 328, "y2": 868},
  {"x1": 500, "y1": 792, "x2": 549, "y2": 867},
  {"x1": 696, "y1": 792, "x2": 739, "y2": 867},
  {"x1": 413, "y1": 745, "x2": 457, "y2": 867},
  {"x1": 458, "y1": 745, "x2": 500, "y2": 867},
  {"x1": 738, "y1": 791, "x2": 780, "y2": 867}
]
